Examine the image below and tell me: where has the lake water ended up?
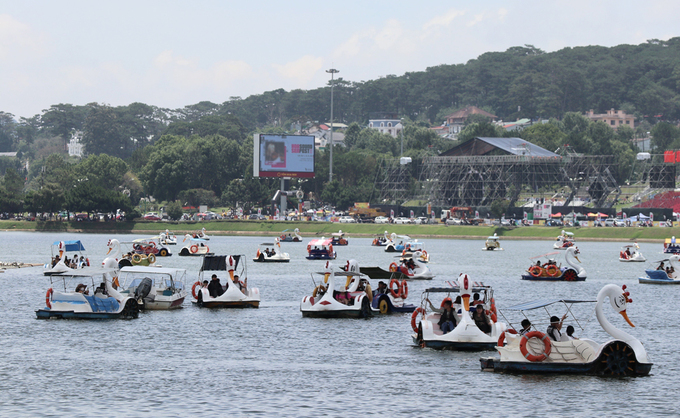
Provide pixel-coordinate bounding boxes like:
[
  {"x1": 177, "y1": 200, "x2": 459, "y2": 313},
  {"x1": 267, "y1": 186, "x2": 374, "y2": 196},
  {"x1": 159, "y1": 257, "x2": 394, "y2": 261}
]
[{"x1": 0, "y1": 231, "x2": 678, "y2": 417}]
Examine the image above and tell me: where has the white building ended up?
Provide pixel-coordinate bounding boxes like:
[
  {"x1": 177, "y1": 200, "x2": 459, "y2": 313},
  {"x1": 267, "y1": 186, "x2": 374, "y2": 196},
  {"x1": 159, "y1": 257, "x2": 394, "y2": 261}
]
[
  {"x1": 67, "y1": 131, "x2": 84, "y2": 157},
  {"x1": 368, "y1": 119, "x2": 402, "y2": 138}
]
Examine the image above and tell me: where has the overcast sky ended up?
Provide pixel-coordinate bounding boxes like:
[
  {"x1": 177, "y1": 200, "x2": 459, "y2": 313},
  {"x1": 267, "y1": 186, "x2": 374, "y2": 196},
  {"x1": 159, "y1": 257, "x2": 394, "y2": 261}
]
[{"x1": 1, "y1": 0, "x2": 679, "y2": 118}]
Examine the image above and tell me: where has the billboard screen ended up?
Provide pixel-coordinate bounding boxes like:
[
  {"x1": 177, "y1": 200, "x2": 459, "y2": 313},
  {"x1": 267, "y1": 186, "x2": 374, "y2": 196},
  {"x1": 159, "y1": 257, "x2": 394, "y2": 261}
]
[{"x1": 253, "y1": 134, "x2": 315, "y2": 178}]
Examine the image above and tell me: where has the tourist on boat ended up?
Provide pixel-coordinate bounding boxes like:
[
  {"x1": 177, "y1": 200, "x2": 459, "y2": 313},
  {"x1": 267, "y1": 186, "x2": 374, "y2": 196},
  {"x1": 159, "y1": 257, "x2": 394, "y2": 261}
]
[
  {"x1": 625, "y1": 248, "x2": 632, "y2": 257},
  {"x1": 75, "y1": 284, "x2": 89, "y2": 294},
  {"x1": 52, "y1": 256, "x2": 60, "y2": 267},
  {"x1": 233, "y1": 275, "x2": 244, "y2": 292},
  {"x1": 566, "y1": 325, "x2": 579, "y2": 340},
  {"x1": 201, "y1": 280, "x2": 208, "y2": 288},
  {"x1": 547, "y1": 314, "x2": 568, "y2": 341},
  {"x1": 452, "y1": 296, "x2": 462, "y2": 314},
  {"x1": 519, "y1": 319, "x2": 532, "y2": 335},
  {"x1": 375, "y1": 281, "x2": 388, "y2": 295},
  {"x1": 438, "y1": 300, "x2": 458, "y2": 334},
  {"x1": 657, "y1": 262, "x2": 665, "y2": 271},
  {"x1": 473, "y1": 304, "x2": 492, "y2": 334},
  {"x1": 208, "y1": 274, "x2": 224, "y2": 297},
  {"x1": 471, "y1": 293, "x2": 484, "y2": 306}
]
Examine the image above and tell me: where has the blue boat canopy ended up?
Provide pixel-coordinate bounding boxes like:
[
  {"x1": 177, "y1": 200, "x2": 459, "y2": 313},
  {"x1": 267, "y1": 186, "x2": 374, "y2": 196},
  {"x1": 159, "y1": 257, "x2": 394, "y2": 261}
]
[
  {"x1": 52, "y1": 240, "x2": 85, "y2": 252},
  {"x1": 504, "y1": 299, "x2": 595, "y2": 311}
]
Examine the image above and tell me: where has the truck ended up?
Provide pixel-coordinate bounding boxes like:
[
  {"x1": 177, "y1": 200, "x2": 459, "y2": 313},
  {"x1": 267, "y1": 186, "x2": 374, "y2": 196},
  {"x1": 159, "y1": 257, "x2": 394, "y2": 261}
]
[{"x1": 348, "y1": 203, "x2": 386, "y2": 223}]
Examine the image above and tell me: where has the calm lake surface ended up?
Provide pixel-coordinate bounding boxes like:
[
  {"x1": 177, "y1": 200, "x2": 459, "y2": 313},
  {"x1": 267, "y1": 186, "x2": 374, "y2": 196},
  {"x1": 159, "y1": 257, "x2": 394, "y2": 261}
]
[{"x1": 0, "y1": 231, "x2": 678, "y2": 417}]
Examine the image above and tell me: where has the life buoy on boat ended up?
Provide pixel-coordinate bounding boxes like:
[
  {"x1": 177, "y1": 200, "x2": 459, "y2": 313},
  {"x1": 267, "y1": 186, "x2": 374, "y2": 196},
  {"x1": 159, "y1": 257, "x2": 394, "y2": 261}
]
[
  {"x1": 372, "y1": 238, "x2": 378, "y2": 245},
  {"x1": 147, "y1": 254, "x2": 156, "y2": 264},
  {"x1": 545, "y1": 265, "x2": 559, "y2": 277},
  {"x1": 191, "y1": 281, "x2": 201, "y2": 299},
  {"x1": 519, "y1": 331, "x2": 552, "y2": 362},
  {"x1": 328, "y1": 244, "x2": 333, "y2": 256},
  {"x1": 389, "y1": 262, "x2": 398, "y2": 272},
  {"x1": 490, "y1": 298, "x2": 497, "y2": 322},
  {"x1": 389, "y1": 278, "x2": 401, "y2": 298},
  {"x1": 190, "y1": 245, "x2": 199, "y2": 254},
  {"x1": 497, "y1": 328, "x2": 518, "y2": 347},
  {"x1": 411, "y1": 307, "x2": 425, "y2": 333},
  {"x1": 620, "y1": 251, "x2": 628, "y2": 260},
  {"x1": 422, "y1": 250, "x2": 428, "y2": 259},
  {"x1": 45, "y1": 288, "x2": 53, "y2": 309},
  {"x1": 528, "y1": 265, "x2": 543, "y2": 277},
  {"x1": 400, "y1": 280, "x2": 408, "y2": 299},
  {"x1": 85, "y1": 258, "x2": 90, "y2": 266},
  {"x1": 132, "y1": 253, "x2": 142, "y2": 263}
]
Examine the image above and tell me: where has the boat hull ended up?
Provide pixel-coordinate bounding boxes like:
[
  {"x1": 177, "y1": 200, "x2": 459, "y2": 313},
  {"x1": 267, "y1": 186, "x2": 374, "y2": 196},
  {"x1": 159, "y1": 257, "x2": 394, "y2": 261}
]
[
  {"x1": 521, "y1": 273, "x2": 585, "y2": 281},
  {"x1": 192, "y1": 300, "x2": 259, "y2": 308},
  {"x1": 639, "y1": 277, "x2": 680, "y2": 284},
  {"x1": 35, "y1": 309, "x2": 138, "y2": 319},
  {"x1": 480, "y1": 357, "x2": 652, "y2": 376},
  {"x1": 417, "y1": 337, "x2": 497, "y2": 351},
  {"x1": 301, "y1": 309, "x2": 367, "y2": 318}
]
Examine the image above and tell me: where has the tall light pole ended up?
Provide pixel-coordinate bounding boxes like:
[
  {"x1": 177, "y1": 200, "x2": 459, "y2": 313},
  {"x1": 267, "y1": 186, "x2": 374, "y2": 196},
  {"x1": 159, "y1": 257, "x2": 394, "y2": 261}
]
[
  {"x1": 326, "y1": 68, "x2": 339, "y2": 182},
  {"x1": 400, "y1": 118, "x2": 404, "y2": 157}
]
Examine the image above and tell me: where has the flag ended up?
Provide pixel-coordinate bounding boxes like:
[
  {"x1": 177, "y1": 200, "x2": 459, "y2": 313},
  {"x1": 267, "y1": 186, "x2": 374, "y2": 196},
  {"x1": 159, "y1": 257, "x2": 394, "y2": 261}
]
[
  {"x1": 390, "y1": 209, "x2": 394, "y2": 218},
  {"x1": 410, "y1": 210, "x2": 414, "y2": 218},
  {"x1": 650, "y1": 212, "x2": 654, "y2": 221},
  {"x1": 475, "y1": 211, "x2": 479, "y2": 218},
  {"x1": 257, "y1": 208, "x2": 261, "y2": 215}
]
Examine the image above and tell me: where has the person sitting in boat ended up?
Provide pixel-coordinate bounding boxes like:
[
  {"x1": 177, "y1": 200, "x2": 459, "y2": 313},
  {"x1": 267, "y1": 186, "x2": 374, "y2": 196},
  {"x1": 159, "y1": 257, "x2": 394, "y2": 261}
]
[
  {"x1": 233, "y1": 275, "x2": 245, "y2": 292},
  {"x1": 471, "y1": 293, "x2": 484, "y2": 306},
  {"x1": 657, "y1": 262, "x2": 665, "y2": 271},
  {"x1": 201, "y1": 280, "x2": 209, "y2": 288},
  {"x1": 519, "y1": 319, "x2": 532, "y2": 335},
  {"x1": 52, "y1": 256, "x2": 60, "y2": 267},
  {"x1": 208, "y1": 274, "x2": 224, "y2": 298},
  {"x1": 75, "y1": 284, "x2": 89, "y2": 295},
  {"x1": 625, "y1": 248, "x2": 632, "y2": 257},
  {"x1": 375, "y1": 281, "x2": 388, "y2": 295},
  {"x1": 473, "y1": 304, "x2": 492, "y2": 334},
  {"x1": 547, "y1": 314, "x2": 568, "y2": 341},
  {"x1": 452, "y1": 296, "x2": 462, "y2": 314},
  {"x1": 437, "y1": 300, "x2": 457, "y2": 334},
  {"x1": 566, "y1": 325, "x2": 578, "y2": 340}
]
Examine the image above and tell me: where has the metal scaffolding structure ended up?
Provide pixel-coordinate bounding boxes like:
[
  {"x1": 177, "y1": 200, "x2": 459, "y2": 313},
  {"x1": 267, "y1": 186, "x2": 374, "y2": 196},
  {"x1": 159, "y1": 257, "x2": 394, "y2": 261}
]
[{"x1": 377, "y1": 154, "x2": 622, "y2": 207}]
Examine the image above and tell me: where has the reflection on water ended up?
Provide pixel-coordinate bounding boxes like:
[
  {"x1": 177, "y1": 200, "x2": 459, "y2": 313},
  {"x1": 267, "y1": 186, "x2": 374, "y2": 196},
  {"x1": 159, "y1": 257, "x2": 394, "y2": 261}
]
[{"x1": 0, "y1": 231, "x2": 676, "y2": 416}]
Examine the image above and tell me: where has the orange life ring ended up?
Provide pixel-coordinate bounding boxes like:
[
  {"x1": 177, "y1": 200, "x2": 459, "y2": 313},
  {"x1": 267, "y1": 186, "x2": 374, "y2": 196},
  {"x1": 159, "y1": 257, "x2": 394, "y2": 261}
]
[
  {"x1": 400, "y1": 280, "x2": 409, "y2": 299},
  {"x1": 490, "y1": 297, "x2": 497, "y2": 322},
  {"x1": 528, "y1": 265, "x2": 543, "y2": 277},
  {"x1": 422, "y1": 250, "x2": 428, "y2": 259},
  {"x1": 440, "y1": 297, "x2": 452, "y2": 308},
  {"x1": 190, "y1": 245, "x2": 199, "y2": 254},
  {"x1": 411, "y1": 307, "x2": 425, "y2": 333},
  {"x1": 545, "y1": 265, "x2": 559, "y2": 277},
  {"x1": 372, "y1": 238, "x2": 378, "y2": 245},
  {"x1": 389, "y1": 278, "x2": 401, "y2": 298},
  {"x1": 191, "y1": 281, "x2": 201, "y2": 299},
  {"x1": 205, "y1": 246, "x2": 210, "y2": 253},
  {"x1": 45, "y1": 288, "x2": 53, "y2": 309},
  {"x1": 85, "y1": 258, "x2": 90, "y2": 266},
  {"x1": 389, "y1": 262, "x2": 398, "y2": 272},
  {"x1": 519, "y1": 331, "x2": 552, "y2": 362},
  {"x1": 497, "y1": 328, "x2": 518, "y2": 347}
]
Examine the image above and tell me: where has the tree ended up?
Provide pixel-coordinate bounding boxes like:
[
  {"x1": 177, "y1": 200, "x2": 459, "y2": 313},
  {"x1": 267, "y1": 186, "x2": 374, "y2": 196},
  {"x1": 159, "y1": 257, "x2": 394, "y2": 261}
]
[
  {"x1": 82, "y1": 103, "x2": 131, "y2": 158},
  {"x1": 0, "y1": 112, "x2": 17, "y2": 152},
  {"x1": 178, "y1": 188, "x2": 218, "y2": 209},
  {"x1": 73, "y1": 154, "x2": 128, "y2": 190},
  {"x1": 166, "y1": 200, "x2": 184, "y2": 220},
  {"x1": 651, "y1": 122, "x2": 680, "y2": 151}
]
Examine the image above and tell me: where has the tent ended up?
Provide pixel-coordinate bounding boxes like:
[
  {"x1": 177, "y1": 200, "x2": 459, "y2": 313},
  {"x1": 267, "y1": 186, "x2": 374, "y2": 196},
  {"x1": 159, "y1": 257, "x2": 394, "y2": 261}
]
[{"x1": 628, "y1": 213, "x2": 651, "y2": 222}]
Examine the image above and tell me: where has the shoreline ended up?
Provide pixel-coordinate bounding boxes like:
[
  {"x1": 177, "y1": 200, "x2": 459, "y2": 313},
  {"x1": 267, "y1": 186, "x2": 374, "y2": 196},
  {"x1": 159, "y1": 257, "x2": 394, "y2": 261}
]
[{"x1": 0, "y1": 220, "x2": 674, "y2": 243}]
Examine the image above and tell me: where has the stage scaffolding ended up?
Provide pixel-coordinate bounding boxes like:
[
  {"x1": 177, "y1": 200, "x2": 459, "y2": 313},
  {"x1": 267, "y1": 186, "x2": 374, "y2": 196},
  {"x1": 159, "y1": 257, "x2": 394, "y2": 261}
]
[{"x1": 377, "y1": 155, "x2": 622, "y2": 208}]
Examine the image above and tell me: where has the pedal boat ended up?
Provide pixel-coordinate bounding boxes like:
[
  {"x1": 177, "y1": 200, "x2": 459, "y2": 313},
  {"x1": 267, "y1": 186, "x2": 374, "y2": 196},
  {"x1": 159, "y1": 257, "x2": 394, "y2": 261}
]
[
  {"x1": 331, "y1": 230, "x2": 349, "y2": 246},
  {"x1": 179, "y1": 235, "x2": 213, "y2": 256},
  {"x1": 413, "y1": 274, "x2": 506, "y2": 350},
  {"x1": 619, "y1": 243, "x2": 645, "y2": 262},
  {"x1": 371, "y1": 231, "x2": 391, "y2": 246},
  {"x1": 388, "y1": 251, "x2": 434, "y2": 280},
  {"x1": 191, "y1": 255, "x2": 260, "y2": 308},
  {"x1": 522, "y1": 247, "x2": 586, "y2": 281},
  {"x1": 253, "y1": 239, "x2": 290, "y2": 263},
  {"x1": 280, "y1": 228, "x2": 302, "y2": 242},
  {"x1": 160, "y1": 229, "x2": 177, "y2": 245},
  {"x1": 553, "y1": 230, "x2": 575, "y2": 250},
  {"x1": 399, "y1": 240, "x2": 430, "y2": 262},
  {"x1": 300, "y1": 262, "x2": 375, "y2": 318},
  {"x1": 344, "y1": 259, "x2": 416, "y2": 314},
  {"x1": 480, "y1": 284, "x2": 652, "y2": 376},
  {"x1": 385, "y1": 233, "x2": 410, "y2": 253},
  {"x1": 43, "y1": 240, "x2": 91, "y2": 276},
  {"x1": 639, "y1": 256, "x2": 680, "y2": 284},
  {"x1": 306, "y1": 238, "x2": 337, "y2": 260},
  {"x1": 118, "y1": 266, "x2": 188, "y2": 310},
  {"x1": 104, "y1": 238, "x2": 160, "y2": 268},
  {"x1": 483, "y1": 233, "x2": 503, "y2": 251},
  {"x1": 36, "y1": 268, "x2": 139, "y2": 319}
]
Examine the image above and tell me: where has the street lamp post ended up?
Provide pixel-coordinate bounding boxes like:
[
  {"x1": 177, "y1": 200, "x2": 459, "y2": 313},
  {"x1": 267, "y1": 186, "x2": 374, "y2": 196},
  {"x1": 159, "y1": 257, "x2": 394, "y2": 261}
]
[
  {"x1": 400, "y1": 118, "x2": 404, "y2": 157},
  {"x1": 326, "y1": 68, "x2": 339, "y2": 182}
]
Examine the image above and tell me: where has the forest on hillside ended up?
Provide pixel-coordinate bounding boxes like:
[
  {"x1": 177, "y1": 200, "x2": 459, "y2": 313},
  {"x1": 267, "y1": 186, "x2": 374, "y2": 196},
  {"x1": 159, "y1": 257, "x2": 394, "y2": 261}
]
[{"x1": 1, "y1": 38, "x2": 680, "y2": 216}]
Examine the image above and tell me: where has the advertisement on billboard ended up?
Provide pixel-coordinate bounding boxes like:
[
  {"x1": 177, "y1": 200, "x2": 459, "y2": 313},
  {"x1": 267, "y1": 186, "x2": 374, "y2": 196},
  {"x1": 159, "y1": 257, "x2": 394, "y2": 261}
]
[{"x1": 253, "y1": 134, "x2": 315, "y2": 178}]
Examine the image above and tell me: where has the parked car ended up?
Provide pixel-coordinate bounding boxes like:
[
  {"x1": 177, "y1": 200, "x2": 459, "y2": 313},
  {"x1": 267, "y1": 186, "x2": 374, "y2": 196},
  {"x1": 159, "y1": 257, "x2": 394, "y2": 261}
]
[
  {"x1": 374, "y1": 216, "x2": 389, "y2": 224},
  {"x1": 248, "y1": 214, "x2": 266, "y2": 220},
  {"x1": 604, "y1": 218, "x2": 626, "y2": 227},
  {"x1": 394, "y1": 217, "x2": 411, "y2": 224},
  {"x1": 545, "y1": 219, "x2": 564, "y2": 226},
  {"x1": 413, "y1": 216, "x2": 430, "y2": 224},
  {"x1": 143, "y1": 212, "x2": 161, "y2": 221},
  {"x1": 338, "y1": 216, "x2": 356, "y2": 223},
  {"x1": 445, "y1": 217, "x2": 462, "y2": 225}
]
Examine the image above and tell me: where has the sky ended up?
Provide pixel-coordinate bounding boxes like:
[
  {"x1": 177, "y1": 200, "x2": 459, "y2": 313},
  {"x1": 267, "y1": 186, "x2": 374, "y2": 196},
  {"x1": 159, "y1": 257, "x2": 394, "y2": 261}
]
[{"x1": 1, "y1": 0, "x2": 679, "y2": 119}]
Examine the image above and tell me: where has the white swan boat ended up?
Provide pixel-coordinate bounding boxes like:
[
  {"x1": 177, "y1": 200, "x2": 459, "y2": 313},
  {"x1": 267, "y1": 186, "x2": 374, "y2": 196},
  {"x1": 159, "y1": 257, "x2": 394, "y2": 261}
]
[
  {"x1": 36, "y1": 268, "x2": 139, "y2": 319},
  {"x1": 191, "y1": 227, "x2": 210, "y2": 240},
  {"x1": 191, "y1": 255, "x2": 260, "y2": 308},
  {"x1": 43, "y1": 240, "x2": 91, "y2": 276},
  {"x1": 639, "y1": 256, "x2": 680, "y2": 284},
  {"x1": 280, "y1": 228, "x2": 302, "y2": 242},
  {"x1": 253, "y1": 238, "x2": 290, "y2": 263},
  {"x1": 480, "y1": 284, "x2": 653, "y2": 376},
  {"x1": 160, "y1": 229, "x2": 177, "y2": 245},
  {"x1": 300, "y1": 262, "x2": 375, "y2": 318},
  {"x1": 400, "y1": 240, "x2": 430, "y2": 263},
  {"x1": 522, "y1": 247, "x2": 586, "y2": 281},
  {"x1": 483, "y1": 233, "x2": 503, "y2": 251},
  {"x1": 118, "y1": 266, "x2": 188, "y2": 310},
  {"x1": 344, "y1": 260, "x2": 416, "y2": 314},
  {"x1": 385, "y1": 233, "x2": 410, "y2": 253},
  {"x1": 619, "y1": 243, "x2": 645, "y2": 262},
  {"x1": 413, "y1": 274, "x2": 507, "y2": 350},
  {"x1": 553, "y1": 230, "x2": 575, "y2": 250},
  {"x1": 371, "y1": 231, "x2": 391, "y2": 246},
  {"x1": 388, "y1": 251, "x2": 434, "y2": 280},
  {"x1": 331, "y1": 230, "x2": 349, "y2": 246},
  {"x1": 179, "y1": 235, "x2": 212, "y2": 256},
  {"x1": 104, "y1": 238, "x2": 160, "y2": 268}
]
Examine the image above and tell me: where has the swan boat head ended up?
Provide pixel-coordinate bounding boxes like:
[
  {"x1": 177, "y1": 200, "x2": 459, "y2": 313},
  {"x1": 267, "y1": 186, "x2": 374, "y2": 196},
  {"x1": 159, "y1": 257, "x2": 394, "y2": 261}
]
[
  {"x1": 457, "y1": 273, "x2": 473, "y2": 312},
  {"x1": 597, "y1": 284, "x2": 650, "y2": 364}
]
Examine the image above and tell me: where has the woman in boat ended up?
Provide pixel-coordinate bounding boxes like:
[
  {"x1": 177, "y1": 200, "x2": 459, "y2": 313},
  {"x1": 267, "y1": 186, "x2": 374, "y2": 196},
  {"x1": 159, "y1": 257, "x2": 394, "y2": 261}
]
[
  {"x1": 519, "y1": 319, "x2": 532, "y2": 335},
  {"x1": 472, "y1": 304, "x2": 492, "y2": 334},
  {"x1": 425, "y1": 299, "x2": 457, "y2": 334}
]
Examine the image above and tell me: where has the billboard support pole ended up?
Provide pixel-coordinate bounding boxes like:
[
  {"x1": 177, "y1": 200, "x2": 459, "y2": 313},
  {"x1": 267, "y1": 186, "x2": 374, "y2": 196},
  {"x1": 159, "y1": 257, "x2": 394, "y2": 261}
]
[
  {"x1": 280, "y1": 178, "x2": 287, "y2": 220},
  {"x1": 326, "y1": 68, "x2": 339, "y2": 183}
]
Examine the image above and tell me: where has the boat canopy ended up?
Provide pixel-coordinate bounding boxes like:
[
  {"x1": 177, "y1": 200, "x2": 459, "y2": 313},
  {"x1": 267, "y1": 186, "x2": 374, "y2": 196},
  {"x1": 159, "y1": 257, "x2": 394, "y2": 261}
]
[
  {"x1": 332, "y1": 231, "x2": 345, "y2": 237},
  {"x1": 133, "y1": 236, "x2": 161, "y2": 242},
  {"x1": 200, "y1": 255, "x2": 243, "y2": 272},
  {"x1": 529, "y1": 251, "x2": 560, "y2": 260},
  {"x1": 308, "y1": 238, "x2": 333, "y2": 246},
  {"x1": 120, "y1": 266, "x2": 185, "y2": 276},
  {"x1": 425, "y1": 285, "x2": 492, "y2": 293},
  {"x1": 562, "y1": 231, "x2": 574, "y2": 237},
  {"x1": 487, "y1": 236, "x2": 499, "y2": 240},
  {"x1": 503, "y1": 299, "x2": 595, "y2": 311},
  {"x1": 52, "y1": 240, "x2": 85, "y2": 252},
  {"x1": 259, "y1": 243, "x2": 276, "y2": 246},
  {"x1": 52, "y1": 267, "x2": 116, "y2": 277},
  {"x1": 622, "y1": 244, "x2": 639, "y2": 249}
]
